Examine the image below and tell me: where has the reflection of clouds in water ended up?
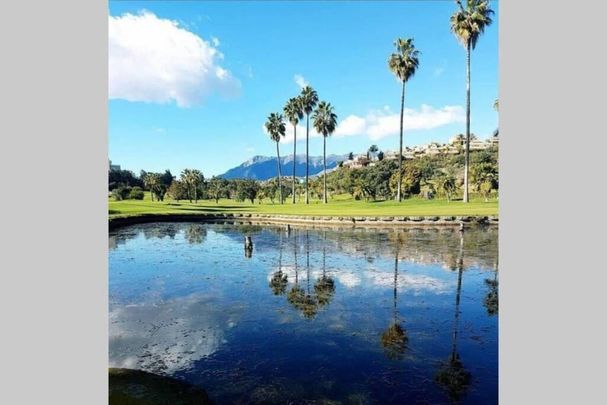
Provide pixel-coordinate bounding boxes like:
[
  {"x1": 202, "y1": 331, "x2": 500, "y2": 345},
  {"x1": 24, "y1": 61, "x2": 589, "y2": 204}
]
[
  {"x1": 366, "y1": 271, "x2": 450, "y2": 294},
  {"x1": 266, "y1": 266, "x2": 446, "y2": 293},
  {"x1": 334, "y1": 272, "x2": 361, "y2": 288},
  {"x1": 267, "y1": 265, "x2": 360, "y2": 288},
  {"x1": 109, "y1": 293, "x2": 238, "y2": 375}
]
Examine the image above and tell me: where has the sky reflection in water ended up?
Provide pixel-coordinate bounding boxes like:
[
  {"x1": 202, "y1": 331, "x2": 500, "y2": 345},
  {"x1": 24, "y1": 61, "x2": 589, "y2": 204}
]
[{"x1": 109, "y1": 222, "x2": 498, "y2": 405}]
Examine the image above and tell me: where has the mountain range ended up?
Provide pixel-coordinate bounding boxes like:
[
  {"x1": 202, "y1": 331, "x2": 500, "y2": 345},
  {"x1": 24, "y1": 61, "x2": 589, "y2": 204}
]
[{"x1": 219, "y1": 154, "x2": 348, "y2": 180}]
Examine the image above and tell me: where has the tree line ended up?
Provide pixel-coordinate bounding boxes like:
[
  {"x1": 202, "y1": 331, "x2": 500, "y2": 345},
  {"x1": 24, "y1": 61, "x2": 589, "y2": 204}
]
[
  {"x1": 263, "y1": 0, "x2": 493, "y2": 204},
  {"x1": 109, "y1": 144, "x2": 497, "y2": 203}
]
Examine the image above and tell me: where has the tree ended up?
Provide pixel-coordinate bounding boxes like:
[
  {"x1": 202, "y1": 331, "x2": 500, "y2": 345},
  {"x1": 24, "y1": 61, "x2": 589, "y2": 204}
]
[
  {"x1": 389, "y1": 163, "x2": 422, "y2": 198},
  {"x1": 142, "y1": 173, "x2": 159, "y2": 201},
  {"x1": 299, "y1": 86, "x2": 319, "y2": 204},
  {"x1": 312, "y1": 101, "x2": 338, "y2": 203},
  {"x1": 160, "y1": 170, "x2": 174, "y2": 187},
  {"x1": 368, "y1": 144, "x2": 379, "y2": 160},
  {"x1": 284, "y1": 97, "x2": 304, "y2": 204},
  {"x1": 388, "y1": 37, "x2": 420, "y2": 202},
  {"x1": 167, "y1": 180, "x2": 189, "y2": 202},
  {"x1": 348, "y1": 152, "x2": 354, "y2": 160},
  {"x1": 451, "y1": 0, "x2": 494, "y2": 202},
  {"x1": 470, "y1": 162, "x2": 498, "y2": 201},
  {"x1": 265, "y1": 112, "x2": 286, "y2": 204},
  {"x1": 377, "y1": 151, "x2": 385, "y2": 161},
  {"x1": 314, "y1": 231, "x2": 335, "y2": 308},
  {"x1": 438, "y1": 174, "x2": 457, "y2": 202},
  {"x1": 236, "y1": 179, "x2": 259, "y2": 204},
  {"x1": 208, "y1": 177, "x2": 228, "y2": 203},
  {"x1": 381, "y1": 239, "x2": 408, "y2": 360},
  {"x1": 435, "y1": 232, "x2": 471, "y2": 401},
  {"x1": 180, "y1": 169, "x2": 204, "y2": 203}
]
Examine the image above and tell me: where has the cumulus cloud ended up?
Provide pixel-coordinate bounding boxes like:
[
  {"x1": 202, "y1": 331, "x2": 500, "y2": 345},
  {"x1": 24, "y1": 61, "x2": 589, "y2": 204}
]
[
  {"x1": 334, "y1": 105, "x2": 465, "y2": 141},
  {"x1": 109, "y1": 11, "x2": 240, "y2": 107},
  {"x1": 294, "y1": 74, "x2": 308, "y2": 89}
]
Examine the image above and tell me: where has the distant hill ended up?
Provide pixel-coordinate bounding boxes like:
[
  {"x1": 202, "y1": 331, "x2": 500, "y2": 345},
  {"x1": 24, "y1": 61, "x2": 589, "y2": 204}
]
[{"x1": 219, "y1": 154, "x2": 348, "y2": 180}]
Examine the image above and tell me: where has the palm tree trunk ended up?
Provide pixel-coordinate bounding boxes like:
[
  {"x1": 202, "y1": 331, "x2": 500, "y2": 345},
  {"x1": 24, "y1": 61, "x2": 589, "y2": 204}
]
[
  {"x1": 305, "y1": 114, "x2": 310, "y2": 204},
  {"x1": 463, "y1": 40, "x2": 471, "y2": 203},
  {"x1": 451, "y1": 232, "x2": 465, "y2": 361},
  {"x1": 276, "y1": 141, "x2": 283, "y2": 204},
  {"x1": 396, "y1": 80, "x2": 405, "y2": 202},
  {"x1": 393, "y1": 247, "x2": 399, "y2": 324},
  {"x1": 323, "y1": 136, "x2": 327, "y2": 204},
  {"x1": 292, "y1": 124, "x2": 297, "y2": 204}
]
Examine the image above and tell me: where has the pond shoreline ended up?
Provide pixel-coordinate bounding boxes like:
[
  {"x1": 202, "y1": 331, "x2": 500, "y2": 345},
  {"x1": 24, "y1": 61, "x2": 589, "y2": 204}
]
[{"x1": 109, "y1": 212, "x2": 498, "y2": 231}]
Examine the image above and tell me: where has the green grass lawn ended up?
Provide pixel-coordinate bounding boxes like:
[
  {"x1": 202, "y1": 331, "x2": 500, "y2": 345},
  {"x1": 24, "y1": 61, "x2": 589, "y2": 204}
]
[{"x1": 109, "y1": 193, "x2": 498, "y2": 219}]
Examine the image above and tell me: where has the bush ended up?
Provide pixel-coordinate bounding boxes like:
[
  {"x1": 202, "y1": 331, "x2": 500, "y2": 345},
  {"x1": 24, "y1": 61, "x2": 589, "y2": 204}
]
[
  {"x1": 129, "y1": 187, "x2": 145, "y2": 200},
  {"x1": 112, "y1": 186, "x2": 131, "y2": 201}
]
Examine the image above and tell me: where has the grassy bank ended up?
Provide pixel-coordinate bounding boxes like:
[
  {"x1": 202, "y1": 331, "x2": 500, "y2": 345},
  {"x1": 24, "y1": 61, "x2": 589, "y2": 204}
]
[{"x1": 109, "y1": 194, "x2": 498, "y2": 219}]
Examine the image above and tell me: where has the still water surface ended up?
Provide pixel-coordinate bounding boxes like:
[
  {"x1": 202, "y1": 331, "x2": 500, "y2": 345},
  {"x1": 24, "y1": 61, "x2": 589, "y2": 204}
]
[{"x1": 109, "y1": 222, "x2": 498, "y2": 404}]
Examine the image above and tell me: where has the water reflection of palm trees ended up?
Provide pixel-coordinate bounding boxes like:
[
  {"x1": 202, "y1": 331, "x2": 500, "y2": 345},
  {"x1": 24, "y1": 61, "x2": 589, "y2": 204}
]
[
  {"x1": 435, "y1": 231, "x2": 471, "y2": 402},
  {"x1": 270, "y1": 231, "x2": 288, "y2": 295},
  {"x1": 185, "y1": 224, "x2": 207, "y2": 245},
  {"x1": 283, "y1": 229, "x2": 337, "y2": 319},
  {"x1": 484, "y1": 257, "x2": 499, "y2": 316},
  {"x1": 314, "y1": 231, "x2": 335, "y2": 308},
  {"x1": 381, "y1": 234, "x2": 408, "y2": 360}
]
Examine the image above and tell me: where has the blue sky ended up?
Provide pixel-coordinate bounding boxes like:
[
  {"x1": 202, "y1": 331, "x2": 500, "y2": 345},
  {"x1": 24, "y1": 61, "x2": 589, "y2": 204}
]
[{"x1": 109, "y1": 1, "x2": 498, "y2": 177}]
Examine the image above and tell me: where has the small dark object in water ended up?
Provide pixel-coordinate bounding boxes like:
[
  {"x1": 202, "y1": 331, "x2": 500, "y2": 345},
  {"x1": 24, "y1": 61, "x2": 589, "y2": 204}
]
[{"x1": 244, "y1": 235, "x2": 253, "y2": 258}]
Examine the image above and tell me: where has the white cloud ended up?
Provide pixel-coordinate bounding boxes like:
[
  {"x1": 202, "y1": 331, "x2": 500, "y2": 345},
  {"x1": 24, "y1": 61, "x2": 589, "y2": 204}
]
[
  {"x1": 294, "y1": 74, "x2": 308, "y2": 89},
  {"x1": 211, "y1": 36, "x2": 220, "y2": 47},
  {"x1": 335, "y1": 105, "x2": 465, "y2": 141},
  {"x1": 109, "y1": 11, "x2": 240, "y2": 107}
]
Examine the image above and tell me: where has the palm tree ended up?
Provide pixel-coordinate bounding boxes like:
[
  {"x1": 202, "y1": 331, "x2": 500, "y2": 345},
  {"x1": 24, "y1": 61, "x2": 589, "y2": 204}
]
[
  {"x1": 451, "y1": 0, "x2": 494, "y2": 202},
  {"x1": 143, "y1": 173, "x2": 159, "y2": 202},
  {"x1": 312, "y1": 101, "x2": 338, "y2": 203},
  {"x1": 436, "y1": 231, "x2": 471, "y2": 401},
  {"x1": 381, "y1": 238, "x2": 408, "y2": 360},
  {"x1": 270, "y1": 230, "x2": 288, "y2": 295},
  {"x1": 284, "y1": 97, "x2": 304, "y2": 204},
  {"x1": 265, "y1": 113, "x2": 286, "y2": 204},
  {"x1": 314, "y1": 230, "x2": 335, "y2": 307},
  {"x1": 388, "y1": 37, "x2": 420, "y2": 202},
  {"x1": 299, "y1": 86, "x2": 318, "y2": 204},
  {"x1": 180, "y1": 169, "x2": 197, "y2": 203}
]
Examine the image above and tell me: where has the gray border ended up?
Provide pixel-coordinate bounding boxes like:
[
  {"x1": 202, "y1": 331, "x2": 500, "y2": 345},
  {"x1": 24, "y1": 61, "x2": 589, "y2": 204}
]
[
  {"x1": 501, "y1": 0, "x2": 606, "y2": 403},
  {"x1": 3, "y1": 0, "x2": 607, "y2": 404},
  {"x1": 2, "y1": 0, "x2": 108, "y2": 403}
]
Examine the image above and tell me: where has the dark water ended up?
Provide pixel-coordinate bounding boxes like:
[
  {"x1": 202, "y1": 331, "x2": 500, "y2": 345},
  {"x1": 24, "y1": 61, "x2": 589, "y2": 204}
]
[{"x1": 109, "y1": 222, "x2": 498, "y2": 405}]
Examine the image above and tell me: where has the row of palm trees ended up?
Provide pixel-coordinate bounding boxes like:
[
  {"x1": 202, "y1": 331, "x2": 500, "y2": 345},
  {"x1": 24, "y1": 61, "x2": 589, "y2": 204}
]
[
  {"x1": 265, "y1": 0, "x2": 493, "y2": 204},
  {"x1": 265, "y1": 85, "x2": 338, "y2": 204},
  {"x1": 389, "y1": 0, "x2": 493, "y2": 203}
]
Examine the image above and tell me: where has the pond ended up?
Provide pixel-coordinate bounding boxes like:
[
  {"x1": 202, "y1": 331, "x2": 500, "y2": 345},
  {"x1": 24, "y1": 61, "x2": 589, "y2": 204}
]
[{"x1": 109, "y1": 221, "x2": 498, "y2": 405}]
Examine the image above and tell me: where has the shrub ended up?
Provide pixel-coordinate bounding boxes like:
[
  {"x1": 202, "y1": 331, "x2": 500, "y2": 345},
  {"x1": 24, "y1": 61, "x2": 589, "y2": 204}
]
[
  {"x1": 112, "y1": 186, "x2": 131, "y2": 201},
  {"x1": 129, "y1": 187, "x2": 144, "y2": 200}
]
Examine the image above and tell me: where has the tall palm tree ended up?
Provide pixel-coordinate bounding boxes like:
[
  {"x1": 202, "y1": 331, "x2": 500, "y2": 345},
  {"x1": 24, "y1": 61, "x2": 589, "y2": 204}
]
[
  {"x1": 312, "y1": 101, "x2": 338, "y2": 203},
  {"x1": 314, "y1": 230, "x2": 335, "y2": 307},
  {"x1": 299, "y1": 86, "x2": 318, "y2": 204},
  {"x1": 381, "y1": 238, "x2": 408, "y2": 360},
  {"x1": 436, "y1": 231, "x2": 471, "y2": 400},
  {"x1": 284, "y1": 97, "x2": 304, "y2": 204},
  {"x1": 388, "y1": 37, "x2": 420, "y2": 202},
  {"x1": 451, "y1": 0, "x2": 494, "y2": 202},
  {"x1": 265, "y1": 113, "x2": 286, "y2": 204}
]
